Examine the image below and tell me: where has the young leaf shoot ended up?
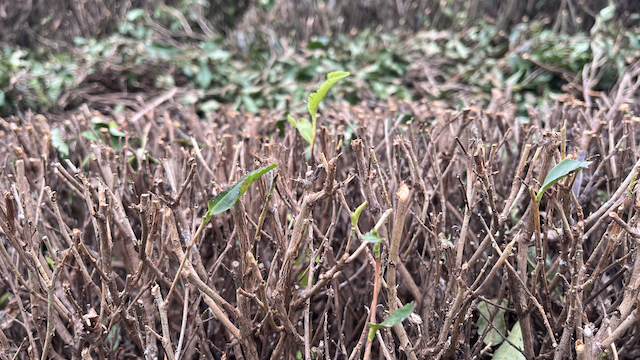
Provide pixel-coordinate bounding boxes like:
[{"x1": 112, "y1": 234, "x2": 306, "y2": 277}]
[
  {"x1": 367, "y1": 301, "x2": 415, "y2": 340},
  {"x1": 203, "y1": 163, "x2": 278, "y2": 225},
  {"x1": 536, "y1": 158, "x2": 591, "y2": 202}
]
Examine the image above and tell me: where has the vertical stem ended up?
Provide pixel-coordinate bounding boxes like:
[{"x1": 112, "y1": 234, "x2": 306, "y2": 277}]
[
  {"x1": 152, "y1": 284, "x2": 176, "y2": 360},
  {"x1": 363, "y1": 255, "x2": 382, "y2": 360},
  {"x1": 174, "y1": 285, "x2": 189, "y2": 360},
  {"x1": 41, "y1": 253, "x2": 68, "y2": 360},
  {"x1": 386, "y1": 184, "x2": 417, "y2": 360},
  {"x1": 305, "y1": 227, "x2": 315, "y2": 360}
]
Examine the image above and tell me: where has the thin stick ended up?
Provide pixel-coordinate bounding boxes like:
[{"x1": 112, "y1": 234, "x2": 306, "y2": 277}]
[
  {"x1": 175, "y1": 285, "x2": 189, "y2": 360},
  {"x1": 585, "y1": 157, "x2": 640, "y2": 227},
  {"x1": 152, "y1": 284, "x2": 176, "y2": 360},
  {"x1": 362, "y1": 252, "x2": 382, "y2": 360},
  {"x1": 41, "y1": 251, "x2": 70, "y2": 360},
  {"x1": 386, "y1": 184, "x2": 417, "y2": 360},
  {"x1": 166, "y1": 217, "x2": 205, "y2": 303}
]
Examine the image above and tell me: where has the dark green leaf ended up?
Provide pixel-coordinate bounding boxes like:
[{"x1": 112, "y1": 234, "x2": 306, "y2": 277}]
[
  {"x1": 51, "y1": 128, "x2": 69, "y2": 157},
  {"x1": 203, "y1": 163, "x2": 278, "y2": 224},
  {"x1": 0, "y1": 292, "x2": 10, "y2": 307},
  {"x1": 109, "y1": 127, "x2": 126, "y2": 137},
  {"x1": 91, "y1": 117, "x2": 109, "y2": 126},
  {"x1": 81, "y1": 153, "x2": 95, "y2": 168},
  {"x1": 126, "y1": 8, "x2": 145, "y2": 21},
  {"x1": 492, "y1": 321, "x2": 525, "y2": 360},
  {"x1": 200, "y1": 99, "x2": 220, "y2": 112},
  {"x1": 599, "y1": 5, "x2": 615, "y2": 22},
  {"x1": 570, "y1": 42, "x2": 590, "y2": 59},
  {"x1": 367, "y1": 301, "x2": 414, "y2": 339},
  {"x1": 196, "y1": 59, "x2": 213, "y2": 89},
  {"x1": 536, "y1": 158, "x2": 591, "y2": 202},
  {"x1": 242, "y1": 95, "x2": 258, "y2": 114},
  {"x1": 378, "y1": 301, "x2": 414, "y2": 328},
  {"x1": 81, "y1": 131, "x2": 99, "y2": 142},
  {"x1": 307, "y1": 37, "x2": 330, "y2": 49},
  {"x1": 477, "y1": 299, "x2": 508, "y2": 346}
]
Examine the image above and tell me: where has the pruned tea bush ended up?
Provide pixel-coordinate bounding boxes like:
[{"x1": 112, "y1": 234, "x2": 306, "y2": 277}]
[{"x1": 1, "y1": 58, "x2": 640, "y2": 359}]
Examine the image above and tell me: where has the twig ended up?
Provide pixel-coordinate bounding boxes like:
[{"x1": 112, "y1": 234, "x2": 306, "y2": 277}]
[
  {"x1": 352, "y1": 139, "x2": 381, "y2": 214},
  {"x1": 152, "y1": 284, "x2": 176, "y2": 360},
  {"x1": 175, "y1": 285, "x2": 189, "y2": 360},
  {"x1": 385, "y1": 184, "x2": 417, "y2": 360},
  {"x1": 41, "y1": 250, "x2": 70, "y2": 360},
  {"x1": 585, "y1": 157, "x2": 640, "y2": 228},
  {"x1": 131, "y1": 88, "x2": 178, "y2": 123}
]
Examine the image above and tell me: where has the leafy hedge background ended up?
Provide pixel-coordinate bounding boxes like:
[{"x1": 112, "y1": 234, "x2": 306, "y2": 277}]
[{"x1": 1, "y1": 0, "x2": 640, "y2": 120}]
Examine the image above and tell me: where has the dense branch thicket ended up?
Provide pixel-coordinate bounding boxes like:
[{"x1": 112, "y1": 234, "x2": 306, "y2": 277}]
[
  {"x1": 5, "y1": 0, "x2": 640, "y2": 47},
  {"x1": 1, "y1": 53, "x2": 640, "y2": 360}
]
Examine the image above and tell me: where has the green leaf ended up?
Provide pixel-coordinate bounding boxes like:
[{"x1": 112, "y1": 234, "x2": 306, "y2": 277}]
[
  {"x1": 492, "y1": 321, "x2": 525, "y2": 360},
  {"x1": 0, "y1": 292, "x2": 10, "y2": 307},
  {"x1": 628, "y1": 173, "x2": 637, "y2": 197},
  {"x1": 536, "y1": 158, "x2": 591, "y2": 202},
  {"x1": 241, "y1": 95, "x2": 258, "y2": 114},
  {"x1": 351, "y1": 201, "x2": 367, "y2": 227},
  {"x1": 477, "y1": 299, "x2": 508, "y2": 345},
  {"x1": 453, "y1": 39, "x2": 470, "y2": 59},
  {"x1": 570, "y1": 42, "x2": 591, "y2": 59},
  {"x1": 50, "y1": 128, "x2": 69, "y2": 157},
  {"x1": 196, "y1": 59, "x2": 213, "y2": 89},
  {"x1": 308, "y1": 71, "x2": 349, "y2": 134},
  {"x1": 81, "y1": 131, "x2": 99, "y2": 142},
  {"x1": 287, "y1": 114, "x2": 314, "y2": 145},
  {"x1": 378, "y1": 301, "x2": 414, "y2": 327},
  {"x1": 599, "y1": 5, "x2": 615, "y2": 22},
  {"x1": 81, "y1": 153, "x2": 96, "y2": 168},
  {"x1": 126, "y1": 8, "x2": 146, "y2": 21},
  {"x1": 200, "y1": 99, "x2": 220, "y2": 112},
  {"x1": 203, "y1": 163, "x2": 278, "y2": 224},
  {"x1": 307, "y1": 37, "x2": 330, "y2": 49},
  {"x1": 367, "y1": 301, "x2": 414, "y2": 340},
  {"x1": 91, "y1": 117, "x2": 109, "y2": 126},
  {"x1": 108, "y1": 127, "x2": 126, "y2": 137},
  {"x1": 361, "y1": 230, "x2": 384, "y2": 244}
]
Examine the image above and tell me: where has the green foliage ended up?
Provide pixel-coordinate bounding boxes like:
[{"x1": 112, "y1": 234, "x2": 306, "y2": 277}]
[
  {"x1": 362, "y1": 229, "x2": 384, "y2": 244},
  {"x1": 307, "y1": 72, "x2": 350, "y2": 130},
  {"x1": 203, "y1": 163, "x2": 277, "y2": 224},
  {"x1": 536, "y1": 158, "x2": 592, "y2": 202},
  {"x1": 1, "y1": 2, "x2": 638, "y2": 121},
  {"x1": 50, "y1": 128, "x2": 69, "y2": 157},
  {"x1": 351, "y1": 201, "x2": 367, "y2": 227},
  {"x1": 492, "y1": 321, "x2": 526, "y2": 360},
  {"x1": 362, "y1": 229, "x2": 385, "y2": 258},
  {"x1": 367, "y1": 301, "x2": 414, "y2": 340},
  {"x1": 0, "y1": 292, "x2": 9, "y2": 308},
  {"x1": 90, "y1": 118, "x2": 126, "y2": 137},
  {"x1": 287, "y1": 115, "x2": 314, "y2": 145},
  {"x1": 476, "y1": 299, "x2": 508, "y2": 346},
  {"x1": 628, "y1": 173, "x2": 638, "y2": 197},
  {"x1": 289, "y1": 72, "x2": 349, "y2": 146}
]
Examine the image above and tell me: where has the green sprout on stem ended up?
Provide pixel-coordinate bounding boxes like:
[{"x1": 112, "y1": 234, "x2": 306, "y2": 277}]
[
  {"x1": 166, "y1": 163, "x2": 278, "y2": 303},
  {"x1": 362, "y1": 229, "x2": 385, "y2": 258},
  {"x1": 288, "y1": 71, "x2": 350, "y2": 152},
  {"x1": 536, "y1": 158, "x2": 591, "y2": 202},
  {"x1": 367, "y1": 301, "x2": 415, "y2": 340}
]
